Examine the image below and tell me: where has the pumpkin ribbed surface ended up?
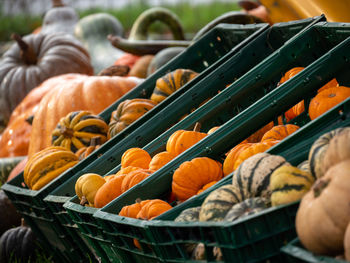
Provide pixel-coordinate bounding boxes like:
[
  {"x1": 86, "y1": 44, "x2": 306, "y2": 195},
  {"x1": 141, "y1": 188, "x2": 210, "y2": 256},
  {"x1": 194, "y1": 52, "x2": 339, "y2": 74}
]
[
  {"x1": 108, "y1": 98, "x2": 157, "y2": 138},
  {"x1": 270, "y1": 166, "x2": 314, "y2": 206},
  {"x1": 52, "y1": 111, "x2": 108, "y2": 153},
  {"x1": 232, "y1": 153, "x2": 290, "y2": 201},
  {"x1": 75, "y1": 145, "x2": 100, "y2": 161},
  {"x1": 150, "y1": 69, "x2": 198, "y2": 103},
  {"x1": 224, "y1": 197, "x2": 268, "y2": 222},
  {"x1": 223, "y1": 143, "x2": 253, "y2": 176},
  {"x1": 261, "y1": 124, "x2": 300, "y2": 142},
  {"x1": 94, "y1": 174, "x2": 125, "y2": 208},
  {"x1": 27, "y1": 74, "x2": 142, "y2": 158},
  {"x1": 308, "y1": 127, "x2": 350, "y2": 179},
  {"x1": 75, "y1": 173, "x2": 106, "y2": 207},
  {"x1": 199, "y1": 184, "x2": 241, "y2": 222},
  {"x1": 121, "y1": 148, "x2": 152, "y2": 169},
  {"x1": 121, "y1": 169, "x2": 153, "y2": 193},
  {"x1": 148, "y1": 151, "x2": 175, "y2": 171},
  {"x1": 172, "y1": 157, "x2": 223, "y2": 202},
  {"x1": 136, "y1": 199, "x2": 172, "y2": 220},
  {"x1": 24, "y1": 146, "x2": 78, "y2": 190}
]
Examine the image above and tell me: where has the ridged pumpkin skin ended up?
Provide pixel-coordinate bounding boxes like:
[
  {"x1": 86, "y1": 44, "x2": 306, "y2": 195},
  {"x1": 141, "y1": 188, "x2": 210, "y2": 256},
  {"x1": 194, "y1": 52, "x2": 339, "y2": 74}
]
[
  {"x1": 75, "y1": 173, "x2": 106, "y2": 207},
  {"x1": 223, "y1": 143, "x2": 253, "y2": 176},
  {"x1": 150, "y1": 69, "x2": 198, "y2": 103},
  {"x1": 136, "y1": 199, "x2": 172, "y2": 220},
  {"x1": 108, "y1": 98, "x2": 157, "y2": 138},
  {"x1": 246, "y1": 122, "x2": 275, "y2": 143},
  {"x1": 121, "y1": 169, "x2": 153, "y2": 193},
  {"x1": 94, "y1": 174, "x2": 125, "y2": 208},
  {"x1": 309, "y1": 86, "x2": 350, "y2": 120},
  {"x1": 166, "y1": 126, "x2": 207, "y2": 157},
  {"x1": 233, "y1": 140, "x2": 280, "y2": 170},
  {"x1": 24, "y1": 146, "x2": 78, "y2": 190},
  {"x1": 119, "y1": 201, "x2": 142, "y2": 218},
  {"x1": 232, "y1": 153, "x2": 290, "y2": 201},
  {"x1": 27, "y1": 74, "x2": 142, "y2": 158},
  {"x1": 270, "y1": 166, "x2": 314, "y2": 206},
  {"x1": 0, "y1": 33, "x2": 93, "y2": 125},
  {"x1": 52, "y1": 111, "x2": 108, "y2": 153},
  {"x1": 148, "y1": 151, "x2": 175, "y2": 171},
  {"x1": 261, "y1": 124, "x2": 300, "y2": 142},
  {"x1": 75, "y1": 144, "x2": 101, "y2": 161},
  {"x1": 308, "y1": 127, "x2": 350, "y2": 179},
  {"x1": 121, "y1": 148, "x2": 152, "y2": 169},
  {"x1": 172, "y1": 157, "x2": 223, "y2": 202},
  {"x1": 224, "y1": 197, "x2": 268, "y2": 222},
  {"x1": 296, "y1": 160, "x2": 350, "y2": 256},
  {"x1": 199, "y1": 184, "x2": 241, "y2": 222},
  {"x1": 175, "y1": 206, "x2": 201, "y2": 222}
]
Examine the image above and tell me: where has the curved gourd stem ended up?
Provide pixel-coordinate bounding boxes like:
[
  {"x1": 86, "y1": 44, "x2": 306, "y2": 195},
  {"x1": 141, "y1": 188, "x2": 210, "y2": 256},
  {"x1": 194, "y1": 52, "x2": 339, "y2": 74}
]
[
  {"x1": 11, "y1": 33, "x2": 37, "y2": 65},
  {"x1": 108, "y1": 35, "x2": 190, "y2": 56},
  {"x1": 128, "y1": 7, "x2": 185, "y2": 41},
  {"x1": 193, "y1": 122, "x2": 202, "y2": 132},
  {"x1": 52, "y1": 0, "x2": 64, "y2": 7}
]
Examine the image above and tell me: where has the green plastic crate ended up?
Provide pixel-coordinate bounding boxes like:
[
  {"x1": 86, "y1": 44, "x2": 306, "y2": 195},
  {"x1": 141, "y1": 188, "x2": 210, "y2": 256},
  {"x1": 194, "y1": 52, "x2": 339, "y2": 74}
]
[
  {"x1": 89, "y1": 24, "x2": 350, "y2": 262},
  {"x1": 1, "y1": 23, "x2": 268, "y2": 263},
  {"x1": 57, "y1": 17, "x2": 325, "y2": 262},
  {"x1": 281, "y1": 238, "x2": 348, "y2": 263}
]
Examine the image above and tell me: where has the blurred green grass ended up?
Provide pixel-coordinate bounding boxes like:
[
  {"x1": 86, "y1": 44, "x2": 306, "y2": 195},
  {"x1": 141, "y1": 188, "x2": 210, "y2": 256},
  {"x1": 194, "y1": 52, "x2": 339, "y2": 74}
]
[{"x1": 0, "y1": 0, "x2": 240, "y2": 41}]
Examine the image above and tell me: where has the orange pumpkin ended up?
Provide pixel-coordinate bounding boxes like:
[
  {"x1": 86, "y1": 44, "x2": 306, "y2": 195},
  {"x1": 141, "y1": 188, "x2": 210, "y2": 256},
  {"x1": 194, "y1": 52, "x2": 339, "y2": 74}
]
[
  {"x1": 172, "y1": 157, "x2": 223, "y2": 202},
  {"x1": 94, "y1": 174, "x2": 125, "y2": 208},
  {"x1": 28, "y1": 74, "x2": 142, "y2": 158},
  {"x1": 309, "y1": 86, "x2": 350, "y2": 120},
  {"x1": 136, "y1": 199, "x2": 172, "y2": 220},
  {"x1": 120, "y1": 148, "x2": 152, "y2": 169},
  {"x1": 233, "y1": 140, "x2": 280, "y2": 170},
  {"x1": 166, "y1": 123, "x2": 207, "y2": 156},
  {"x1": 105, "y1": 166, "x2": 142, "y2": 182},
  {"x1": 261, "y1": 124, "x2": 300, "y2": 142},
  {"x1": 148, "y1": 151, "x2": 175, "y2": 171},
  {"x1": 223, "y1": 143, "x2": 253, "y2": 176},
  {"x1": 245, "y1": 122, "x2": 275, "y2": 143},
  {"x1": 114, "y1": 53, "x2": 140, "y2": 69},
  {"x1": 121, "y1": 169, "x2": 153, "y2": 193},
  {"x1": 118, "y1": 200, "x2": 142, "y2": 218}
]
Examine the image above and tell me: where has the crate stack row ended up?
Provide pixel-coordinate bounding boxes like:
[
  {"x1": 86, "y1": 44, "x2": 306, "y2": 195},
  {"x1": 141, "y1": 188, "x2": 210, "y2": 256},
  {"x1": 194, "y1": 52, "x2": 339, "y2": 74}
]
[{"x1": 3, "y1": 14, "x2": 350, "y2": 263}]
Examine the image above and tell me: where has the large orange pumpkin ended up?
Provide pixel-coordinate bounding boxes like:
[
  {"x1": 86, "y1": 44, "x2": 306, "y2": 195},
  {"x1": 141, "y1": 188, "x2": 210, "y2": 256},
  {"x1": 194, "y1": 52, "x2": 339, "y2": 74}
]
[
  {"x1": 223, "y1": 143, "x2": 253, "y2": 176},
  {"x1": 308, "y1": 86, "x2": 350, "y2": 120},
  {"x1": 27, "y1": 74, "x2": 142, "y2": 158}
]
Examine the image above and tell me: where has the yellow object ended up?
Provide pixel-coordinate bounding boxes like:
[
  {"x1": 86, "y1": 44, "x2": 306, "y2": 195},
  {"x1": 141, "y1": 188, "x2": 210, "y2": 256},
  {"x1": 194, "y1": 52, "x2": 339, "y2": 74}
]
[{"x1": 260, "y1": 0, "x2": 350, "y2": 23}]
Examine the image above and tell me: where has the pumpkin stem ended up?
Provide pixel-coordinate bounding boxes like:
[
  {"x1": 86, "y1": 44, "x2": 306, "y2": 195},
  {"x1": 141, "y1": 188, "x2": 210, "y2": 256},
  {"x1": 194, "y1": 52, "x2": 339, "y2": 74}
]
[
  {"x1": 98, "y1": 65, "x2": 130, "y2": 77},
  {"x1": 11, "y1": 33, "x2": 37, "y2": 65},
  {"x1": 52, "y1": 0, "x2": 64, "y2": 7},
  {"x1": 135, "y1": 198, "x2": 142, "y2": 203},
  {"x1": 60, "y1": 126, "x2": 74, "y2": 138},
  {"x1": 193, "y1": 122, "x2": 202, "y2": 132},
  {"x1": 313, "y1": 178, "x2": 330, "y2": 198},
  {"x1": 90, "y1": 137, "x2": 101, "y2": 147},
  {"x1": 21, "y1": 218, "x2": 27, "y2": 227},
  {"x1": 80, "y1": 196, "x2": 88, "y2": 206}
]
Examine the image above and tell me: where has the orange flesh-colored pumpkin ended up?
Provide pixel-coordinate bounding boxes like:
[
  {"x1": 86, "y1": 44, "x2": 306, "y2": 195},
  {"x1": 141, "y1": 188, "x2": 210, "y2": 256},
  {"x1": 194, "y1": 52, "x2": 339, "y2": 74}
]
[
  {"x1": 233, "y1": 140, "x2": 280, "y2": 170},
  {"x1": 172, "y1": 157, "x2": 223, "y2": 202},
  {"x1": 121, "y1": 169, "x2": 153, "y2": 193},
  {"x1": 120, "y1": 148, "x2": 152, "y2": 169},
  {"x1": 197, "y1": 181, "x2": 217, "y2": 195},
  {"x1": 223, "y1": 143, "x2": 253, "y2": 176},
  {"x1": 94, "y1": 174, "x2": 125, "y2": 208},
  {"x1": 296, "y1": 160, "x2": 350, "y2": 256},
  {"x1": 119, "y1": 201, "x2": 142, "y2": 218},
  {"x1": 28, "y1": 74, "x2": 142, "y2": 158},
  {"x1": 261, "y1": 124, "x2": 300, "y2": 142},
  {"x1": 309, "y1": 86, "x2": 350, "y2": 120},
  {"x1": 136, "y1": 199, "x2": 172, "y2": 220},
  {"x1": 148, "y1": 151, "x2": 175, "y2": 171}
]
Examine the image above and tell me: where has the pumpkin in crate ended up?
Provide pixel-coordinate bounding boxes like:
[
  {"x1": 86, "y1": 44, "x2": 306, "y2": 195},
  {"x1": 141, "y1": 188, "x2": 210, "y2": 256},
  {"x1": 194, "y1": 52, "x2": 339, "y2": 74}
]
[
  {"x1": 296, "y1": 160, "x2": 350, "y2": 256},
  {"x1": 199, "y1": 184, "x2": 241, "y2": 222},
  {"x1": 121, "y1": 148, "x2": 152, "y2": 169},
  {"x1": 172, "y1": 157, "x2": 223, "y2": 202},
  {"x1": 261, "y1": 124, "x2": 300, "y2": 142},
  {"x1": 233, "y1": 140, "x2": 280, "y2": 170},
  {"x1": 245, "y1": 122, "x2": 275, "y2": 143},
  {"x1": 297, "y1": 160, "x2": 310, "y2": 173},
  {"x1": 105, "y1": 166, "x2": 142, "y2": 182},
  {"x1": 232, "y1": 153, "x2": 290, "y2": 201},
  {"x1": 150, "y1": 69, "x2": 198, "y2": 104},
  {"x1": 75, "y1": 173, "x2": 106, "y2": 207},
  {"x1": 75, "y1": 137, "x2": 102, "y2": 161},
  {"x1": 52, "y1": 111, "x2": 108, "y2": 153},
  {"x1": 108, "y1": 98, "x2": 157, "y2": 138},
  {"x1": 223, "y1": 142, "x2": 253, "y2": 176},
  {"x1": 149, "y1": 151, "x2": 175, "y2": 171},
  {"x1": 0, "y1": 219, "x2": 38, "y2": 263},
  {"x1": 308, "y1": 127, "x2": 350, "y2": 179},
  {"x1": 223, "y1": 197, "x2": 269, "y2": 221},
  {"x1": 166, "y1": 122, "x2": 207, "y2": 157},
  {"x1": 0, "y1": 32, "x2": 93, "y2": 126},
  {"x1": 136, "y1": 199, "x2": 173, "y2": 220},
  {"x1": 121, "y1": 169, "x2": 153, "y2": 193},
  {"x1": 175, "y1": 206, "x2": 201, "y2": 222},
  {"x1": 270, "y1": 165, "x2": 314, "y2": 206},
  {"x1": 309, "y1": 86, "x2": 350, "y2": 120},
  {"x1": 94, "y1": 174, "x2": 125, "y2": 208},
  {"x1": 27, "y1": 74, "x2": 142, "y2": 158},
  {"x1": 24, "y1": 146, "x2": 78, "y2": 190}
]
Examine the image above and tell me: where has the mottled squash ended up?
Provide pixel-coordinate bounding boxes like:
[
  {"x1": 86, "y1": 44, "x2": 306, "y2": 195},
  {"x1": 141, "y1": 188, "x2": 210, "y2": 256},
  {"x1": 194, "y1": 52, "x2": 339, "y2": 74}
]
[{"x1": 223, "y1": 197, "x2": 268, "y2": 222}]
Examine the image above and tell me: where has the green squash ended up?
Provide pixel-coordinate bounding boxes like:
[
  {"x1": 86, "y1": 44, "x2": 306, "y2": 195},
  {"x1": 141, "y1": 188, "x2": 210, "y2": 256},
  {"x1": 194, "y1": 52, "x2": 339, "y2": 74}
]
[
  {"x1": 175, "y1": 206, "x2": 201, "y2": 222},
  {"x1": 232, "y1": 153, "x2": 290, "y2": 201},
  {"x1": 224, "y1": 197, "x2": 269, "y2": 222},
  {"x1": 308, "y1": 127, "x2": 350, "y2": 179}
]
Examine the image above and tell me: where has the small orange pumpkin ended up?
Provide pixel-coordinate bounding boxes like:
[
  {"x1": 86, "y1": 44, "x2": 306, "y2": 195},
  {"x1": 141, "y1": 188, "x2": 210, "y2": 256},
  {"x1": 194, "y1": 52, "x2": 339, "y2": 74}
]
[
  {"x1": 148, "y1": 151, "x2": 175, "y2": 171},
  {"x1": 121, "y1": 169, "x2": 153, "y2": 193},
  {"x1": 309, "y1": 86, "x2": 350, "y2": 120},
  {"x1": 118, "y1": 200, "x2": 142, "y2": 218},
  {"x1": 261, "y1": 124, "x2": 300, "y2": 142},
  {"x1": 136, "y1": 199, "x2": 172, "y2": 220},
  {"x1": 94, "y1": 174, "x2": 125, "y2": 208},
  {"x1": 223, "y1": 143, "x2": 253, "y2": 176},
  {"x1": 121, "y1": 148, "x2": 152, "y2": 169},
  {"x1": 104, "y1": 166, "x2": 141, "y2": 182},
  {"x1": 166, "y1": 123, "x2": 207, "y2": 157},
  {"x1": 172, "y1": 157, "x2": 223, "y2": 202}
]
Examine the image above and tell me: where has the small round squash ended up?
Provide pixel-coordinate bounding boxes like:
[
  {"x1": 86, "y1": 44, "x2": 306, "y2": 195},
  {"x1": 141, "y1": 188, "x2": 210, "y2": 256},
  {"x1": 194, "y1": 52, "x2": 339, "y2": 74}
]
[
  {"x1": 75, "y1": 173, "x2": 106, "y2": 207},
  {"x1": 148, "y1": 151, "x2": 175, "y2": 171},
  {"x1": 261, "y1": 124, "x2": 300, "y2": 142},
  {"x1": 121, "y1": 169, "x2": 153, "y2": 193},
  {"x1": 120, "y1": 148, "x2": 152, "y2": 169},
  {"x1": 94, "y1": 174, "x2": 125, "y2": 208}
]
